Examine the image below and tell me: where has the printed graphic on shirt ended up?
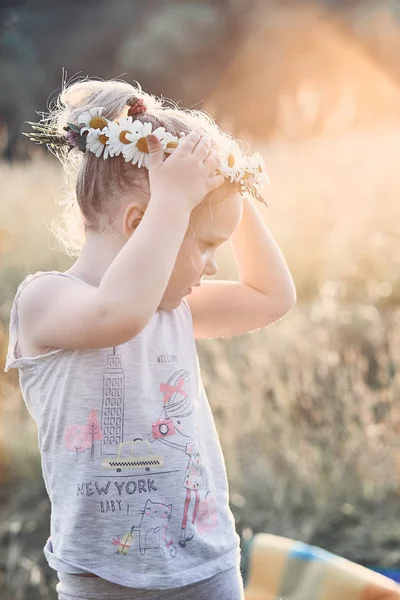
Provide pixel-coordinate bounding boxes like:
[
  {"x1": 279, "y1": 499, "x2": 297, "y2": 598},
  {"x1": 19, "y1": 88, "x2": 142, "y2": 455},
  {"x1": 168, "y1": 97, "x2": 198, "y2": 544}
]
[
  {"x1": 149, "y1": 370, "x2": 218, "y2": 548},
  {"x1": 101, "y1": 347, "x2": 125, "y2": 455},
  {"x1": 111, "y1": 499, "x2": 177, "y2": 559},
  {"x1": 98, "y1": 347, "x2": 169, "y2": 472},
  {"x1": 102, "y1": 439, "x2": 164, "y2": 473},
  {"x1": 64, "y1": 408, "x2": 103, "y2": 461},
  {"x1": 196, "y1": 491, "x2": 218, "y2": 534},
  {"x1": 64, "y1": 347, "x2": 124, "y2": 462},
  {"x1": 157, "y1": 353, "x2": 179, "y2": 364},
  {"x1": 64, "y1": 353, "x2": 218, "y2": 554}
]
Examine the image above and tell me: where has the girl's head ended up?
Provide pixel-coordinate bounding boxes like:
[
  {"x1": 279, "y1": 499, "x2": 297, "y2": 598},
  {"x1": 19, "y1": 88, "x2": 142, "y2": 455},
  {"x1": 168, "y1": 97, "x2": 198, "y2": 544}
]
[
  {"x1": 43, "y1": 78, "x2": 265, "y2": 309},
  {"x1": 167, "y1": 187, "x2": 243, "y2": 309}
]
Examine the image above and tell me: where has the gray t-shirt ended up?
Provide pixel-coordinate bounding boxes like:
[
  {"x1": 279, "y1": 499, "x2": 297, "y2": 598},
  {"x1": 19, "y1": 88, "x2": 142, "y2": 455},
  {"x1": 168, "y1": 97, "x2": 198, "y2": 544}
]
[{"x1": 4, "y1": 271, "x2": 240, "y2": 589}]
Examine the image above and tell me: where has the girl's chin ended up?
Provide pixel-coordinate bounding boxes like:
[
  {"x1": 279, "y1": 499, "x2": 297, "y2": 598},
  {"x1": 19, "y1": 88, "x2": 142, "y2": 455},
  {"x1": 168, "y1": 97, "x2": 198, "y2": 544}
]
[{"x1": 158, "y1": 296, "x2": 184, "y2": 311}]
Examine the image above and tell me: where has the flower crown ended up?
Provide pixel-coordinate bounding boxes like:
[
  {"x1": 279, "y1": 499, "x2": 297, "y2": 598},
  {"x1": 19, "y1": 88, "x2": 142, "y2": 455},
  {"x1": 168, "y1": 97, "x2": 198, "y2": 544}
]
[{"x1": 25, "y1": 102, "x2": 269, "y2": 205}]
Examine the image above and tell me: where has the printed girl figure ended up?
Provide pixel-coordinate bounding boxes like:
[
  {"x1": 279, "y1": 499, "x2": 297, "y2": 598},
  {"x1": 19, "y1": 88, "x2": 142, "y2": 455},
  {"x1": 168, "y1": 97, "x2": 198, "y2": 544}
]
[
  {"x1": 150, "y1": 369, "x2": 205, "y2": 547},
  {"x1": 181, "y1": 441, "x2": 204, "y2": 547},
  {"x1": 4, "y1": 78, "x2": 296, "y2": 600}
]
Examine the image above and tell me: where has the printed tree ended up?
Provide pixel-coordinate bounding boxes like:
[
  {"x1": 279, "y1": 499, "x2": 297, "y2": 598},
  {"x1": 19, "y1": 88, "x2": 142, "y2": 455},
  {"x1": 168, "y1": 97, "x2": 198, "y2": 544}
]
[
  {"x1": 86, "y1": 408, "x2": 103, "y2": 461},
  {"x1": 64, "y1": 409, "x2": 103, "y2": 462},
  {"x1": 64, "y1": 424, "x2": 91, "y2": 461}
]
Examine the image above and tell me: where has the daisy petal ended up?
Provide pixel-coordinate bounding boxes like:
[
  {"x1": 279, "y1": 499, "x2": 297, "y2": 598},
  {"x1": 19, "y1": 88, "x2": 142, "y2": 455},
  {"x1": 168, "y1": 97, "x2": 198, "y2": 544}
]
[{"x1": 78, "y1": 111, "x2": 92, "y2": 125}]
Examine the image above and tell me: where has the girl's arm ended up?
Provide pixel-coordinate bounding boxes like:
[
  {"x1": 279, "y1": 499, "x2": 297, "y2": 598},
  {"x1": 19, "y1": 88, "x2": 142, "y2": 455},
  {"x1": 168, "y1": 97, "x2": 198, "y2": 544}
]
[
  {"x1": 187, "y1": 196, "x2": 296, "y2": 338},
  {"x1": 18, "y1": 132, "x2": 222, "y2": 351},
  {"x1": 18, "y1": 196, "x2": 192, "y2": 350}
]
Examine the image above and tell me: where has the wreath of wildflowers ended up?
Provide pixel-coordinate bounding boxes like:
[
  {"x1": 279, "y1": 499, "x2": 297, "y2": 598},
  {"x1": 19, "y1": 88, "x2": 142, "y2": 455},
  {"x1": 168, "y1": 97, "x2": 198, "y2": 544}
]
[{"x1": 24, "y1": 99, "x2": 269, "y2": 206}]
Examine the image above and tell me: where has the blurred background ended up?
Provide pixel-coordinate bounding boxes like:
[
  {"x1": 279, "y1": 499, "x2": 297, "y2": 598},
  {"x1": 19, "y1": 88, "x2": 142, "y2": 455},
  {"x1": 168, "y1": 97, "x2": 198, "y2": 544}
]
[{"x1": 1, "y1": 0, "x2": 399, "y2": 598}]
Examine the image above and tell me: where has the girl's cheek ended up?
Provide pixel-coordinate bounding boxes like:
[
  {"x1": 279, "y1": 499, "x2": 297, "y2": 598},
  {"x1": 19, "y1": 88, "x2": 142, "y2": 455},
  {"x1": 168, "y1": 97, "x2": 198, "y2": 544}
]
[
  {"x1": 198, "y1": 251, "x2": 207, "y2": 271},
  {"x1": 191, "y1": 256, "x2": 204, "y2": 276}
]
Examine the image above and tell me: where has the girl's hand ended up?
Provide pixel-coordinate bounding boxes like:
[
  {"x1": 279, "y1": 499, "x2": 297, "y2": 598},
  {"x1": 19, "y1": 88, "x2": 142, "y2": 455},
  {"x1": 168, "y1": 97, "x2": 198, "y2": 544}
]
[{"x1": 146, "y1": 130, "x2": 225, "y2": 212}]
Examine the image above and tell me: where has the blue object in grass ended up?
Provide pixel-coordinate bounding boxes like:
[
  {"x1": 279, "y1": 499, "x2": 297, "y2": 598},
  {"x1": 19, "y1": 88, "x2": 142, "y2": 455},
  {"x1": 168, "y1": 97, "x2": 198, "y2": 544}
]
[
  {"x1": 367, "y1": 567, "x2": 400, "y2": 584},
  {"x1": 289, "y1": 542, "x2": 337, "y2": 562}
]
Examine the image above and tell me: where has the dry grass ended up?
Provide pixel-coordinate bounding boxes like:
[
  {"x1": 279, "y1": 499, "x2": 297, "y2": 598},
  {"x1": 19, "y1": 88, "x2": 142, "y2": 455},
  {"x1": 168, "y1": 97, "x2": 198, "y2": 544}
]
[{"x1": 1, "y1": 126, "x2": 399, "y2": 598}]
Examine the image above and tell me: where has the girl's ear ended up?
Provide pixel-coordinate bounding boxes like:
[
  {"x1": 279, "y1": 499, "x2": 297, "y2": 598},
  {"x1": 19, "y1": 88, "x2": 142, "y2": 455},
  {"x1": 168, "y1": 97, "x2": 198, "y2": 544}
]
[{"x1": 122, "y1": 202, "x2": 145, "y2": 239}]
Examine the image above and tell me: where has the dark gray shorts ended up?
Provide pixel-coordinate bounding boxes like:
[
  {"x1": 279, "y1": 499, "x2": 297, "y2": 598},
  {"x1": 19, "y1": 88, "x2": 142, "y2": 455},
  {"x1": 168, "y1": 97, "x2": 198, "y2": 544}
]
[{"x1": 56, "y1": 565, "x2": 245, "y2": 600}]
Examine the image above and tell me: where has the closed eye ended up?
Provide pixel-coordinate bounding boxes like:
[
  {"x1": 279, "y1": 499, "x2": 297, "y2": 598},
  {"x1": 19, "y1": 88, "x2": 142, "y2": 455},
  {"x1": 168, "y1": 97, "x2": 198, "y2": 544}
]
[
  {"x1": 202, "y1": 239, "x2": 225, "y2": 251},
  {"x1": 209, "y1": 236, "x2": 228, "y2": 246},
  {"x1": 199, "y1": 236, "x2": 228, "y2": 255}
]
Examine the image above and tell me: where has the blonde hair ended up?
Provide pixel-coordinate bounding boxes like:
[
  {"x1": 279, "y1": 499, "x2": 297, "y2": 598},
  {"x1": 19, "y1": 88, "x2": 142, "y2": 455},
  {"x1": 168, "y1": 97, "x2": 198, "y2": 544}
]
[{"x1": 48, "y1": 77, "x2": 246, "y2": 257}]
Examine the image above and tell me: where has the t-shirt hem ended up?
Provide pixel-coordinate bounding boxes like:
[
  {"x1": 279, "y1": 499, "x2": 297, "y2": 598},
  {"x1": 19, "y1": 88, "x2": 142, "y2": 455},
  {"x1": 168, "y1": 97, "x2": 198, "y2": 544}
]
[{"x1": 45, "y1": 541, "x2": 241, "y2": 589}]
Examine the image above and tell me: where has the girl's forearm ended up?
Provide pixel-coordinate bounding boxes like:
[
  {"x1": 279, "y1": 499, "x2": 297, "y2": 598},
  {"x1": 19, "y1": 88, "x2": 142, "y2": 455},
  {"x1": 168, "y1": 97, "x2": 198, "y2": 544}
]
[
  {"x1": 98, "y1": 194, "x2": 191, "y2": 333},
  {"x1": 231, "y1": 196, "x2": 296, "y2": 306}
]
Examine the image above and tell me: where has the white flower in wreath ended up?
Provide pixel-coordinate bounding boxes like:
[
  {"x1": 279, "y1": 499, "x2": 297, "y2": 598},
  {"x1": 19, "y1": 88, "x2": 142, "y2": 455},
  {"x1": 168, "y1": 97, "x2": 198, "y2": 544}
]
[
  {"x1": 218, "y1": 151, "x2": 244, "y2": 183},
  {"x1": 163, "y1": 132, "x2": 180, "y2": 154},
  {"x1": 105, "y1": 117, "x2": 142, "y2": 157},
  {"x1": 78, "y1": 107, "x2": 108, "y2": 134},
  {"x1": 122, "y1": 122, "x2": 172, "y2": 169},
  {"x1": 86, "y1": 127, "x2": 111, "y2": 159},
  {"x1": 243, "y1": 151, "x2": 270, "y2": 186}
]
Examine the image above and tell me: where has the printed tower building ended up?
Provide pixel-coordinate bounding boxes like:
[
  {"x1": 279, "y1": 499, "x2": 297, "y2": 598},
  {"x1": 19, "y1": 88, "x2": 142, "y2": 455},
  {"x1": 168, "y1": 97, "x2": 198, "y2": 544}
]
[{"x1": 101, "y1": 347, "x2": 125, "y2": 455}]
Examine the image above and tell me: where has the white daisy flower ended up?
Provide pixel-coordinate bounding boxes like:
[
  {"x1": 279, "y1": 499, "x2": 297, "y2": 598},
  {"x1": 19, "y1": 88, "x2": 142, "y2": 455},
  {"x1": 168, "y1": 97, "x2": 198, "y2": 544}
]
[
  {"x1": 244, "y1": 151, "x2": 270, "y2": 185},
  {"x1": 85, "y1": 128, "x2": 111, "y2": 159},
  {"x1": 122, "y1": 123, "x2": 170, "y2": 169},
  {"x1": 122, "y1": 121, "x2": 152, "y2": 168},
  {"x1": 78, "y1": 107, "x2": 108, "y2": 134},
  {"x1": 163, "y1": 132, "x2": 180, "y2": 154},
  {"x1": 105, "y1": 117, "x2": 142, "y2": 157},
  {"x1": 218, "y1": 151, "x2": 243, "y2": 183}
]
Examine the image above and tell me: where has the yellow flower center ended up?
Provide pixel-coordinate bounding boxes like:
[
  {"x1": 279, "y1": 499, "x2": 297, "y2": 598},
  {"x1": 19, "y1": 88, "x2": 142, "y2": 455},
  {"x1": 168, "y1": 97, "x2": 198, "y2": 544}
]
[
  {"x1": 99, "y1": 134, "x2": 109, "y2": 145},
  {"x1": 166, "y1": 140, "x2": 178, "y2": 149},
  {"x1": 228, "y1": 153, "x2": 235, "y2": 168},
  {"x1": 119, "y1": 131, "x2": 131, "y2": 144},
  {"x1": 136, "y1": 137, "x2": 149, "y2": 153},
  {"x1": 89, "y1": 116, "x2": 108, "y2": 130}
]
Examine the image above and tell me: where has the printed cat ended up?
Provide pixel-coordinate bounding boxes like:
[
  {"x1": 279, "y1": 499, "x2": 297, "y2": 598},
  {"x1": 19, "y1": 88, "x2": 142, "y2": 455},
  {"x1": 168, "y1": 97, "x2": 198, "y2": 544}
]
[{"x1": 138, "y1": 499, "x2": 177, "y2": 558}]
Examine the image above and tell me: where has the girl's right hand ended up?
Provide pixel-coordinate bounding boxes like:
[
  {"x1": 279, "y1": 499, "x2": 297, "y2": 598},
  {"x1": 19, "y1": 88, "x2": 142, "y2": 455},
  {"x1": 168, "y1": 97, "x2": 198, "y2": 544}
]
[{"x1": 146, "y1": 130, "x2": 225, "y2": 212}]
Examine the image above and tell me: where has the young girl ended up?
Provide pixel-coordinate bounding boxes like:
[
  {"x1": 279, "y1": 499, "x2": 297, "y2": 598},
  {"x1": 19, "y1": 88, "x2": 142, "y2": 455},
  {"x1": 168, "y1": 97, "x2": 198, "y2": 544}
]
[{"x1": 4, "y1": 79, "x2": 296, "y2": 600}]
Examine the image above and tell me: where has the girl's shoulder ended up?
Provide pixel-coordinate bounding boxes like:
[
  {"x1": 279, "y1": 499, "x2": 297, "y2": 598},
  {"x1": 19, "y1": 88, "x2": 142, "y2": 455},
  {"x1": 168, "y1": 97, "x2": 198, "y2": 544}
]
[
  {"x1": 14, "y1": 271, "x2": 79, "y2": 360},
  {"x1": 16, "y1": 270, "x2": 78, "y2": 323},
  {"x1": 19, "y1": 270, "x2": 82, "y2": 289},
  {"x1": 5, "y1": 271, "x2": 74, "y2": 370},
  {"x1": 17, "y1": 270, "x2": 77, "y2": 297}
]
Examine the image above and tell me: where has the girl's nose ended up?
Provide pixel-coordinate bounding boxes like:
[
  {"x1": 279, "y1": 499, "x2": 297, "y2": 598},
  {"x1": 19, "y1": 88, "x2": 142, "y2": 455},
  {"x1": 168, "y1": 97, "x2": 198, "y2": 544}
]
[{"x1": 204, "y1": 257, "x2": 218, "y2": 277}]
